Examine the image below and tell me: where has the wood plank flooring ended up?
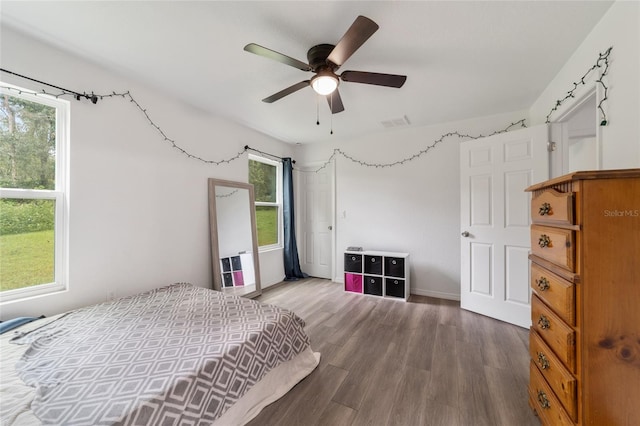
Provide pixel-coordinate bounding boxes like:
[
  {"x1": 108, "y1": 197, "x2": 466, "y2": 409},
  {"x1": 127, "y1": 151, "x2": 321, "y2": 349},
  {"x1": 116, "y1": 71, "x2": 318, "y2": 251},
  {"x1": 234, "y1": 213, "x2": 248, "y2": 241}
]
[{"x1": 248, "y1": 278, "x2": 540, "y2": 426}]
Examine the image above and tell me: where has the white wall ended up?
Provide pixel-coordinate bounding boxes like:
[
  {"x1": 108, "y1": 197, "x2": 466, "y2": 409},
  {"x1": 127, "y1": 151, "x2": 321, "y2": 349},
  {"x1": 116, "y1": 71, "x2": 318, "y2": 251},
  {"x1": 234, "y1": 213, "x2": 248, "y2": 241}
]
[
  {"x1": 529, "y1": 0, "x2": 640, "y2": 169},
  {"x1": 296, "y1": 110, "x2": 529, "y2": 300},
  {"x1": 0, "y1": 27, "x2": 292, "y2": 320},
  {"x1": 295, "y1": 0, "x2": 639, "y2": 300}
]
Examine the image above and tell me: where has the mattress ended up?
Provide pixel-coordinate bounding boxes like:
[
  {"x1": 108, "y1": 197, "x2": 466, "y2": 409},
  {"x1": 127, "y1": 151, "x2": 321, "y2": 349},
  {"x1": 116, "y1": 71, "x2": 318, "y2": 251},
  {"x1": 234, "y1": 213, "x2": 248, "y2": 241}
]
[{"x1": 0, "y1": 283, "x2": 319, "y2": 425}]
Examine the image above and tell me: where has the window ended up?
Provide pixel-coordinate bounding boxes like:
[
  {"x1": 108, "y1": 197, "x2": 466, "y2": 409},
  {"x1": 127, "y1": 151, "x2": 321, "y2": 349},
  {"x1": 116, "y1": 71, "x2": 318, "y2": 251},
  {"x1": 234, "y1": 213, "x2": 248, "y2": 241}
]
[
  {"x1": 0, "y1": 83, "x2": 69, "y2": 302},
  {"x1": 249, "y1": 155, "x2": 282, "y2": 249}
]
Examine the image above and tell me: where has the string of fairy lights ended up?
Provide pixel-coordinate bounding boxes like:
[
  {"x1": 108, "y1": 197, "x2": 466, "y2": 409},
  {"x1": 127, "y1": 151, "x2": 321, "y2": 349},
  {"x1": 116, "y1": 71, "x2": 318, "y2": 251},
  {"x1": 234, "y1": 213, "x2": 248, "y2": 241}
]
[
  {"x1": 545, "y1": 46, "x2": 612, "y2": 125},
  {"x1": 309, "y1": 120, "x2": 528, "y2": 172},
  {"x1": 0, "y1": 46, "x2": 613, "y2": 170},
  {"x1": 215, "y1": 188, "x2": 239, "y2": 198}
]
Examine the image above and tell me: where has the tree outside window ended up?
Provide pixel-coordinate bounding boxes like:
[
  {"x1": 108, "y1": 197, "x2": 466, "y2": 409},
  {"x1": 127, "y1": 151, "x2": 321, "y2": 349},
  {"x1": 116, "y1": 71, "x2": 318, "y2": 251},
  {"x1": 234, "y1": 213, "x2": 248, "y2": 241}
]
[
  {"x1": 0, "y1": 84, "x2": 68, "y2": 301},
  {"x1": 249, "y1": 155, "x2": 281, "y2": 248}
]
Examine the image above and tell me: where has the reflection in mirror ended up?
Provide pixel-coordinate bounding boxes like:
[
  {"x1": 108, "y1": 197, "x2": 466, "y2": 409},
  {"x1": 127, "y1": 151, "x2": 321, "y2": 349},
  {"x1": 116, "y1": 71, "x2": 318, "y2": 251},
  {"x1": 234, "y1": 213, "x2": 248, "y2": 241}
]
[{"x1": 208, "y1": 179, "x2": 261, "y2": 297}]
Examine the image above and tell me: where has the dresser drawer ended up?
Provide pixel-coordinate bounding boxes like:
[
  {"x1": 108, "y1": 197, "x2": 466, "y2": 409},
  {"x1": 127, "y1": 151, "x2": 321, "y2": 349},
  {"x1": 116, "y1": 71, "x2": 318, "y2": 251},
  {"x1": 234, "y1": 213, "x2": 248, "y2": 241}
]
[
  {"x1": 529, "y1": 361, "x2": 574, "y2": 426},
  {"x1": 531, "y1": 262, "x2": 575, "y2": 326},
  {"x1": 531, "y1": 295, "x2": 575, "y2": 371},
  {"x1": 530, "y1": 331, "x2": 577, "y2": 420},
  {"x1": 531, "y1": 225, "x2": 575, "y2": 271},
  {"x1": 531, "y1": 188, "x2": 574, "y2": 226}
]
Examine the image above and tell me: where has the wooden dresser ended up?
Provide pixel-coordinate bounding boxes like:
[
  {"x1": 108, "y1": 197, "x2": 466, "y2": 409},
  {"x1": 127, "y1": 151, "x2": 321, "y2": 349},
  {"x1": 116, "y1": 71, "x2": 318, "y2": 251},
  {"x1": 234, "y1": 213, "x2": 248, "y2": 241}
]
[{"x1": 526, "y1": 169, "x2": 640, "y2": 425}]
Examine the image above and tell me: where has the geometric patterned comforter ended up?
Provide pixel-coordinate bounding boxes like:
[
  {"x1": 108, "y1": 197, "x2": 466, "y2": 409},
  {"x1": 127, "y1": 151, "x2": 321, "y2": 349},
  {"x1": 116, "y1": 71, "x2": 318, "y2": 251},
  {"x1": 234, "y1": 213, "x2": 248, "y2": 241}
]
[{"x1": 11, "y1": 283, "x2": 311, "y2": 425}]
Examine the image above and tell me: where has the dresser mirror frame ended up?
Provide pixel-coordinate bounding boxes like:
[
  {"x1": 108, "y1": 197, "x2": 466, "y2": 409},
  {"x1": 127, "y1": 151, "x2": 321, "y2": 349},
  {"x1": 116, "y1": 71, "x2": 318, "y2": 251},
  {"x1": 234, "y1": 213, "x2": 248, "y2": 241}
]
[{"x1": 208, "y1": 178, "x2": 261, "y2": 298}]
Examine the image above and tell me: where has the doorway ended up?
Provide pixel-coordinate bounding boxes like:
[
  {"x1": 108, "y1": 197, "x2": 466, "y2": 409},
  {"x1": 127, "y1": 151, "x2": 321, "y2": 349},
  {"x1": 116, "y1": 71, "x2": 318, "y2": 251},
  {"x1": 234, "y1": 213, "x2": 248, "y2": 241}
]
[{"x1": 550, "y1": 91, "x2": 599, "y2": 177}]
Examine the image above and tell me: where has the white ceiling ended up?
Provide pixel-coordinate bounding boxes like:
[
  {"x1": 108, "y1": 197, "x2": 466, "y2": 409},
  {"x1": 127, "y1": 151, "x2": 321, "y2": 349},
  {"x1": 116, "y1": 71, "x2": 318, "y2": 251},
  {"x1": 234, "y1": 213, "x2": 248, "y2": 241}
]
[{"x1": 0, "y1": 1, "x2": 614, "y2": 145}]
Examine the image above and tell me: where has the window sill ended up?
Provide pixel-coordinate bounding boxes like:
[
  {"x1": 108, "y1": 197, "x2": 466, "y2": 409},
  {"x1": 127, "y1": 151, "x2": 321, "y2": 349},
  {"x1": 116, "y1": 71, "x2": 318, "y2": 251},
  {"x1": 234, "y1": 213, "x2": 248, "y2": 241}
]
[
  {"x1": 258, "y1": 245, "x2": 283, "y2": 254},
  {"x1": 0, "y1": 282, "x2": 67, "y2": 304}
]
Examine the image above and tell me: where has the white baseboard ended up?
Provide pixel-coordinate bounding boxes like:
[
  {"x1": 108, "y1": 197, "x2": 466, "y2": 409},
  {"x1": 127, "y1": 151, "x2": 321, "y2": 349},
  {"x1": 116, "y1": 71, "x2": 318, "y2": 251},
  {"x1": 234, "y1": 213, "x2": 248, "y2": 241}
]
[{"x1": 409, "y1": 288, "x2": 461, "y2": 301}]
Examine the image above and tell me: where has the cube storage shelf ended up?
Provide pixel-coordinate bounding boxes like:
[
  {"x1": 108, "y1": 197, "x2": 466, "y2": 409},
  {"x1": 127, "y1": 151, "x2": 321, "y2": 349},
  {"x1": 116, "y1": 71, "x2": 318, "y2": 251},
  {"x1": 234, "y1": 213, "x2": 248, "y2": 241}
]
[
  {"x1": 344, "y1": 250, "x2": 410, "y2": 301},
  {"x1": 220, "y1": 253, "x2": 253, "y2": 288}
]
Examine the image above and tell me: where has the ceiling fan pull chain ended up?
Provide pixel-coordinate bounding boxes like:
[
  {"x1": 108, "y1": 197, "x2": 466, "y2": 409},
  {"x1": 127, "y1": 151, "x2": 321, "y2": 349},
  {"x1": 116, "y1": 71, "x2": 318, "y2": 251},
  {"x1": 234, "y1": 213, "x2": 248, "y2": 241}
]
[
  {"x1": 330, "y1": 95, "x2": 334, "y2": 135},
  {"x1": 316, "y1": 94, "x2": 320, "y2": 125}
]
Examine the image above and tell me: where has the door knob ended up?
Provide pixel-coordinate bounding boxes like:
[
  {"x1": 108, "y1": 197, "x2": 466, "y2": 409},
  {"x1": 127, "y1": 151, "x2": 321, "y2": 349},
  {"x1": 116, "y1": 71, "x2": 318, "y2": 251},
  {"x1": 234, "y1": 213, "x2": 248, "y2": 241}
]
[
  {"x1": 461, "y1": 231, "x2": 470, "y2": 237},
  {"x1": 328, "y1": 225, "x2": 333, "y2": 230}
]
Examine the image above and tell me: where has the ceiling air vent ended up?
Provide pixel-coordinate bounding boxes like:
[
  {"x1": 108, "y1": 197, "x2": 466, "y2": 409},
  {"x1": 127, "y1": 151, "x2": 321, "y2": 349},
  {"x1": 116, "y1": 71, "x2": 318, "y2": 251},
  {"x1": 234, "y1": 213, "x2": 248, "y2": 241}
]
[{"x1": 381, "y1": 115, "x2": 411, "y2": 128}]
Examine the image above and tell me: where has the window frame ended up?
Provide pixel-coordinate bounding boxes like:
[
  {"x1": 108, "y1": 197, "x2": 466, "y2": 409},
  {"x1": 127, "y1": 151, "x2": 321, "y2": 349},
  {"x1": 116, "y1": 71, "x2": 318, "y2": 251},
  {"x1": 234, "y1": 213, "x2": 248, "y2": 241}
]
[
  {"x1": 0, "y1": 83, "x2": 69, "y2": 302},
  {"x1": 248, "y1": 154, "x2": 282, "y2": 251}
]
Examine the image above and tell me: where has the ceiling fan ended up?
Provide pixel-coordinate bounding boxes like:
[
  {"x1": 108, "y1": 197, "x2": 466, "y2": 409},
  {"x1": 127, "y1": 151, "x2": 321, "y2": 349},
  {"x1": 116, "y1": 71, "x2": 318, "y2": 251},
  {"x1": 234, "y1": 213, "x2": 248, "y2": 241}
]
[{"x1": 244, "y1": 15, "x2": 407, "y2": 114}]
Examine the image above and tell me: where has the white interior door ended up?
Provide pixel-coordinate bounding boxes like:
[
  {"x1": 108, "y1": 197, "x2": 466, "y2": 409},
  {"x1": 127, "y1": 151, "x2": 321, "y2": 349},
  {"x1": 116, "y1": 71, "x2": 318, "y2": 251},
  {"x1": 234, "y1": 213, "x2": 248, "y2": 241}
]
[
  {"x1": 298, "y1": 162, "x2": 333, "y2": 279},
  {"x1": 460, "y1": 125, "x2": 549, "y2": 328}
]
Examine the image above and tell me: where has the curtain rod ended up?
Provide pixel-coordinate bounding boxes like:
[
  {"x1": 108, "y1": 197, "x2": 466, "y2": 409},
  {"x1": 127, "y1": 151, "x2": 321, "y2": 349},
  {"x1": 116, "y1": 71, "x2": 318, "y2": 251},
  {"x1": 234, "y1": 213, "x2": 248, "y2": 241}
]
[
  {"x1": 0, "y1": 68, "x2": 99, "y2": 103},
  {"x1": 1, "y1": 68, "x2": 297, "y2": 164},
  {"x1": 245, "y1": 146, "x2": 295, "y2": 164}
]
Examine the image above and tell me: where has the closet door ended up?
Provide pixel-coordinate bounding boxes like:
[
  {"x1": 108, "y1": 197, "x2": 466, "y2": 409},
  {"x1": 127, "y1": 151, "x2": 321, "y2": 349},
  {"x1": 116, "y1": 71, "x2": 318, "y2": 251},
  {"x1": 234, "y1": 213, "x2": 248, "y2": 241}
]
[{"x1": 298, "y1": 162, "x2": 334, "y2": 279}]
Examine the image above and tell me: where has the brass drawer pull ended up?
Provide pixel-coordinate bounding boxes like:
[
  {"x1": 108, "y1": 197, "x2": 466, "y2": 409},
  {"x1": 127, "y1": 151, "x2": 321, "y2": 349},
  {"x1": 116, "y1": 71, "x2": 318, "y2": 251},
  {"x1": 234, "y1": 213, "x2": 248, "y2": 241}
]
[
  {"x1": 538, "y1": 234, "x2": 551, "y2": 248},
  {"x1": 537, "y1": 390, "x2": 551, "y2": 409},
  {"x1": 537, "y1": 352, "x2": 550, "y2": 370},
  {"x1": 539, "y1": 202, "x2": 552, "y2": 216},
  {"x1": 536, "y1": 277, "x2": 550, "y2": 291},
  {"x1": 538, "y1": 315, "x2": 550, "y2": 329}
]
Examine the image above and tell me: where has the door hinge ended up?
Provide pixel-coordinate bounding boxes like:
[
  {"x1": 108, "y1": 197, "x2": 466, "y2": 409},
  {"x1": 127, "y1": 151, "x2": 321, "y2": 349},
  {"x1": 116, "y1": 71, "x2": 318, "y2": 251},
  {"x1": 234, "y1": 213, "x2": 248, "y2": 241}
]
[{"x1": 547, "y1": 142, "x2": 557, "y2": 152}]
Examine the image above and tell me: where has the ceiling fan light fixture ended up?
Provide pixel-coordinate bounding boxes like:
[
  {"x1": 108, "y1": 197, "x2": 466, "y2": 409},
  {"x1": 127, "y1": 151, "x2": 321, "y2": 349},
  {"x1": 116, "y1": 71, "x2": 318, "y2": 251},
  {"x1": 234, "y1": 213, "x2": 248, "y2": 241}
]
[
  {"x1": 245, "y1": 16, "x2": 406, "y2": 113},
  {"x1": 311, "y1": 70, "x2": 339, "y2": 95}
]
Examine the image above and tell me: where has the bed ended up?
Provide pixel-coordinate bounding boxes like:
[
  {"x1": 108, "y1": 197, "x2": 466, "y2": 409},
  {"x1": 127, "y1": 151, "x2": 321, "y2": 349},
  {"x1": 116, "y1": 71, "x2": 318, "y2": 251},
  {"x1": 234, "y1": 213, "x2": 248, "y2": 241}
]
[{"x1": 0, "y1": 283, "x2": 320, "y2": 425}]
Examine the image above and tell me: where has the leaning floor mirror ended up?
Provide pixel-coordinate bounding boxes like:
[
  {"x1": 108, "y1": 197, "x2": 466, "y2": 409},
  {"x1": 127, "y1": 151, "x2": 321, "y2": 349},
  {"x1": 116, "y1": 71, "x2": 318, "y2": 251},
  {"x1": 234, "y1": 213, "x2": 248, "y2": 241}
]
[{"x1": 208, "y1": 178, "x2": 261, "y2": 298}]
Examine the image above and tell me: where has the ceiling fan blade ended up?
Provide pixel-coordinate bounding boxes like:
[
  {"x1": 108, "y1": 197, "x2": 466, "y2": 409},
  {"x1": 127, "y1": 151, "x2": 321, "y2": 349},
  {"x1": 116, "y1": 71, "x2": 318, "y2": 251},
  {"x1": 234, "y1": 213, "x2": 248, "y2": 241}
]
[
  {"x1": 262, "y1": 80, "x2": 310, "y2": 103},
  {"x1": 244, "y1": 43, "x2": 312, "y2": 71},
  {"x1": 341, "y1": 70, "x2": 407, "y2": 88},
  {"x1": 326, "y1": 89, "x2": 345, "y2": 114},
  {"x1": 327, "y1": 16, "x2": 379, "y2": 68}
]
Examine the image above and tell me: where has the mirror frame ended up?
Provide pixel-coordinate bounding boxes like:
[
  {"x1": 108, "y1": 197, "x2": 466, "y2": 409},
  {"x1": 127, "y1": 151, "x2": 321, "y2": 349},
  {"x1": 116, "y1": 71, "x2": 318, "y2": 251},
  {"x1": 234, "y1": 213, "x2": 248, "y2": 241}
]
[{"x1": 208, "y1": 178, "x2": 262, "y2": 298}]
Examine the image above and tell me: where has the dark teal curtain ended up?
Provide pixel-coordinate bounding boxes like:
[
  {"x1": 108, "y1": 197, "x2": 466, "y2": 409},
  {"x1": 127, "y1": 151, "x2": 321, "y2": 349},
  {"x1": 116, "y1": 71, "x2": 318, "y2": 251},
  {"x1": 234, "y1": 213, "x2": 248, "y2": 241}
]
[{"x1": 282, "y1": 158, "x2": 307, "y2": 280}]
